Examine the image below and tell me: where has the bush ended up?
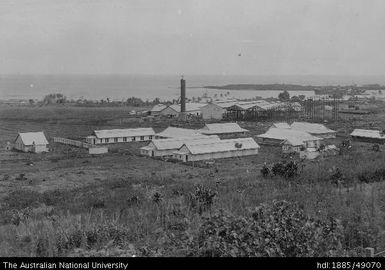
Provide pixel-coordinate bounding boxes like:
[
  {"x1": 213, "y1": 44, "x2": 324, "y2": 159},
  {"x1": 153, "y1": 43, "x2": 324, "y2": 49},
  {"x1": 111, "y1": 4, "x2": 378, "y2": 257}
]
[
  {"x1": 195, "y1": 200, "x2": 344, "y2": 257},
  {"x1": 260, "y1": 164, "x2": 270, "y2": 178},
  {"x1": 188, "y1": 185, "x2": 217, "y2": 215},
  {"x1": 269, "y1": 161, "x2": 299, "y2": 179},
  {"x1": 272, "y1": 162, "x2": 286, "y2": 176},
  {"x1": 357, "y1": 168, "x2": 385, "y2": 184}
]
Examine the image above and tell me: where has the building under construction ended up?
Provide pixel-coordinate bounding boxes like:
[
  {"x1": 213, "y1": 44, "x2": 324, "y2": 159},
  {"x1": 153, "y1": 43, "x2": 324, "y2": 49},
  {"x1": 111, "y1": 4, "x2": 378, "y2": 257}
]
[
  {"x1": 224, "y1": 96, "x2": 340, "y2": 122},
  {"x1": 302, "y1": 96, "x2": 340, "y2": 121},
  {"x1": 224, "y1": 100, "x2": 303, "y2": 122}
]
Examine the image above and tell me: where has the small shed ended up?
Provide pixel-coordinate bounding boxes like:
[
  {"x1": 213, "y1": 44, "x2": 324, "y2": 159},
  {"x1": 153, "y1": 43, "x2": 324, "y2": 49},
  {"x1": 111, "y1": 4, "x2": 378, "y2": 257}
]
[
  {"x1": 14, "y1": 132, "x2": 49, "y2": 153},
  {"x1": 173, "y1": 137, "x2": 260, "y2": 162},
  {"x1": 89, "y1": 147, "x2": 108, "y2": 155},
  {"x1": 350, "y1": 129, "x2": 385, "y2": 144}
]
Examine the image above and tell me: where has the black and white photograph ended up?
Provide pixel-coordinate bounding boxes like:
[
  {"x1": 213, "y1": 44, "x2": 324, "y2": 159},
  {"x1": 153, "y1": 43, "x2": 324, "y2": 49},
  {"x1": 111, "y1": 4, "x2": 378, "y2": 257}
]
[{"x1": 1, "y1": 0, "x2": 385, "y2": 262}]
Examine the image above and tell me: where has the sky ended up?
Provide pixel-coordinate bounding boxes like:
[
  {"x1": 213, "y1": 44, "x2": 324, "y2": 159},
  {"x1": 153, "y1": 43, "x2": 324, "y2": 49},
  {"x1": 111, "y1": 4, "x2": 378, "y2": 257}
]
[{"x1": 0, "y1": 0, "x2": 385, "y2": 76}]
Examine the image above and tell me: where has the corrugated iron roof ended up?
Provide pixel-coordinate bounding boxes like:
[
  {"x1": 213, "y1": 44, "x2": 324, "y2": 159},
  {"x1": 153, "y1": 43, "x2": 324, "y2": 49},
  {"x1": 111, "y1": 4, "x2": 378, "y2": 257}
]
[
  {"x1": 156, "y1": 127, "x2": 203, "y2": 138},
  {"x1": 94, "y1": 128, "x2": 155, "y2": 139},
  {"x1": 272, "y1": 122, "x2": 291, "y2": 129},
  {"x1": 168, "y1": 103, "x2": 205, "y2": 113},
  {"x1": 214, "y1": 101, "x2": 238, "y2": 109},
  {"x1": 176, "y1": 137, "x2": 260, "y2": 155},
  {"x1": 141, "y1": 136, "x2": 220, "y2": 151},
  {"x1": 151, "y1": 104, "x2": 167, "y2": 112},
  {"x1": 257, "y1": 128, "x2": 321, "y2": 143},
  {"x1": 351, "y1": 129, "x2": 385, "y2": 139},
  {"x1": 200, "y1": 103, "x2": 226, "y2": 110},
  {"x1": 290, "y1": 122, "x2": 336, "y2": 134},
  {"x1": 200, "y1": 123, "x2": 249, "y2": 134},
  {"x1": 17, "y1": 132, "x2": 49, "y2": 145}
]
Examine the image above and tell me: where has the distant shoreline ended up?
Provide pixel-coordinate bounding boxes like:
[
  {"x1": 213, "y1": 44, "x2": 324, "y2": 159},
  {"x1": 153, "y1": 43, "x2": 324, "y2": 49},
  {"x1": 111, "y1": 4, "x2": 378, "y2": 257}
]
[{"x1": 203, "y1": 84, "x2": 385, "y2": 91}]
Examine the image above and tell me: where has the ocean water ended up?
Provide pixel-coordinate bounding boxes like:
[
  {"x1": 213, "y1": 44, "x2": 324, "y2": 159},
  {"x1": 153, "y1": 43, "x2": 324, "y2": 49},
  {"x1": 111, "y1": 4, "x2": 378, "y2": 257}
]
[{"x1": 1, "y1": 74, "x2": 384, "y2": 101}]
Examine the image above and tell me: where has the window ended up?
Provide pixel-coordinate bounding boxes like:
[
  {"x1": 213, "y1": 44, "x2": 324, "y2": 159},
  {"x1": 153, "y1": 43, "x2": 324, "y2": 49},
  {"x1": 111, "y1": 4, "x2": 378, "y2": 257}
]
[
  {"x1": 105, "y1": 138, "x2": 109, "y2": 143},
  {"x1": 132, "y1": 137, "x2": 136, "y2": 141},
  {"x1": 140, "y1": 136, "x2": 144, "y2": 141},
  {"x1": 114, "y1": 138, "x2": 118, "y2": 143},
  {"x1": 149, "y1": 136, "x2": 153, "y2": 140},
  {"x1": 123, "y1": 137, "x2": 127, "y2": 142}
]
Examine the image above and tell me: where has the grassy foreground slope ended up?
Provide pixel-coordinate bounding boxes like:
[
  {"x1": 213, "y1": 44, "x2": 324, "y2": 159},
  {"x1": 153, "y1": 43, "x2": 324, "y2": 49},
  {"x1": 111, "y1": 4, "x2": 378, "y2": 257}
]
[{"x1": 0, "y1": 104, "x2": 385, "y2": 256}]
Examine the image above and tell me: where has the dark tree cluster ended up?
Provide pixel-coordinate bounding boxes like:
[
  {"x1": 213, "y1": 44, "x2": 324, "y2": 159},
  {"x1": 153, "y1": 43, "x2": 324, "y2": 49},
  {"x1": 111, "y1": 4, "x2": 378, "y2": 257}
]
[{"x1": 261, "y1": 160, "x2": 300, "y2": 179}]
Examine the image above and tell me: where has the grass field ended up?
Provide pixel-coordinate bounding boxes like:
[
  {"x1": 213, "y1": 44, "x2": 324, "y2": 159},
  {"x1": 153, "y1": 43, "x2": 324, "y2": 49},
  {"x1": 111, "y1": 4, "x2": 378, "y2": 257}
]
[{"x1": 1, "y1": 103, "x2": 385, "y2": 257}]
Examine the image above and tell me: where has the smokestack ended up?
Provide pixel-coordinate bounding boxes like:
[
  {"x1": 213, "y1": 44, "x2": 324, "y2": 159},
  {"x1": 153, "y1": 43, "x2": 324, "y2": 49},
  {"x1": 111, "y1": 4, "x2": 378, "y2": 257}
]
[{"x1": 181, "y1": 76, "x2": 186, "y2": 113}]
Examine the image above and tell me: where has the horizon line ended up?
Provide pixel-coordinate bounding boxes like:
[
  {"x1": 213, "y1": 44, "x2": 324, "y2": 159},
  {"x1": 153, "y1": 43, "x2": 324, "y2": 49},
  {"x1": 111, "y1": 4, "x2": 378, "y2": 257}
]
[{"x1": 1, "y1": 73, "x2": 385, "y2": 77}]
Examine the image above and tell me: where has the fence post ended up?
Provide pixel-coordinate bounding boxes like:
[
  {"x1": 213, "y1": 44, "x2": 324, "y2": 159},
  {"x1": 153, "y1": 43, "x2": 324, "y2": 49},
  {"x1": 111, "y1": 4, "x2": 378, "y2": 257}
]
[{"x1": 365, "y1": 247, "x2": 375, "y2": 257}]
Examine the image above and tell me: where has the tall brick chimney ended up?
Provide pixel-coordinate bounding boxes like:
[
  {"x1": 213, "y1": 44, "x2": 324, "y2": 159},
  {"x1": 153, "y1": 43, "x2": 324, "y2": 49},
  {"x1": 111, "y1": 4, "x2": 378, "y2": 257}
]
[{"x1": 180, "y1": 76, "x2": 186, "y2": 113}]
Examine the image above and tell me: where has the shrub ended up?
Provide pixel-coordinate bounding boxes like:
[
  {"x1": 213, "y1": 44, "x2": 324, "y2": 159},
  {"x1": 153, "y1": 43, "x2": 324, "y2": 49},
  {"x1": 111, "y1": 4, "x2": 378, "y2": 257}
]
[
  {"x1": 272, "y1": 162, "x2": 285, "y2": 176},
  {"x1": 188, "y1": 185, "x2": 217, "y2": 215},
  {"x1": 283, "y1": 161, "x2": 299, "y2": 178},
  {"x1": 195, "y1": 200, "x2": 344, "y2": 257},
  {"x1": 260, "y1": 164, "x2": 270, "y2": 178},
  {"x1": 270, "y1": 161, "x2": 299, "y2": 179}
]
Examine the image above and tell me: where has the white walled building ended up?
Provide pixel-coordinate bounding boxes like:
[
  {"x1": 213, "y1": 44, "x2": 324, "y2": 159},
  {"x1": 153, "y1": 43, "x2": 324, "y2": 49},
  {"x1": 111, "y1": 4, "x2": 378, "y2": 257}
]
[
  {"x1": 140, "y1": 135, "x2": 220, "y2": 157},
  {"x1": 257, "y1": 128, "x2": 322, "y2": 149},
  {"x1": 86, "y1": 128, "x2": 155, "y2": 144},
  {"x1": 14, "y1": 132, "x2": 49, "y2": 153},
  {"x1": 173, "y1": 137, "x2": 260, "y2": 162},
  {"x1": 200, "y1": 103, "x2": 227, "y2": 120}
]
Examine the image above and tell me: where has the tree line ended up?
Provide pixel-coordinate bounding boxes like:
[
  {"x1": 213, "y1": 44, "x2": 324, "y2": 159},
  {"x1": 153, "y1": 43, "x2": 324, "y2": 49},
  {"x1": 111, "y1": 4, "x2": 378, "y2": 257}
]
[{"x1": 38, "y1": 93, "x2": 168, "y2": 107}]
